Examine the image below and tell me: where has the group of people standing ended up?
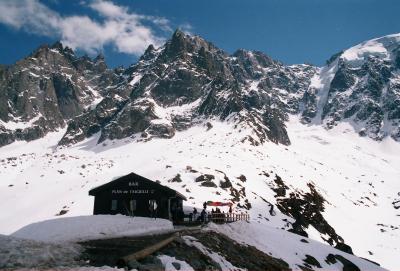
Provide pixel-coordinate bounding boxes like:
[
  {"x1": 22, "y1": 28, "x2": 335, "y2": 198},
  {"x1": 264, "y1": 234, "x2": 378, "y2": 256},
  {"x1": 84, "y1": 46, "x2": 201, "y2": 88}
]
[{"x1": 188, "y1": 202, "x2": 234, "y2": 223}]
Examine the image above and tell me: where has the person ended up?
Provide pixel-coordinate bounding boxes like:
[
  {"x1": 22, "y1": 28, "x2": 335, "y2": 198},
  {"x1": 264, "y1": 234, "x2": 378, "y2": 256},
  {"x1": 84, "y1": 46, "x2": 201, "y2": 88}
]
[
  {"x1": 189, "y1": 213, "x2": 193, "y2": 222},
  {"x1": 200, "y1": 208, "x2": 206, "y2": 223},
  {"x1": 193, "y1": 207, "x2": 198, "y2": 221},
  {"x1": 227, "y1": 205, "x2": 233, "y2": 222},
  {"x1": 149, "y1": 200, "x2": 157, "y2": 219},
  {"x1": 203, "y1": 201, "x2": 207, "y2": 209}
]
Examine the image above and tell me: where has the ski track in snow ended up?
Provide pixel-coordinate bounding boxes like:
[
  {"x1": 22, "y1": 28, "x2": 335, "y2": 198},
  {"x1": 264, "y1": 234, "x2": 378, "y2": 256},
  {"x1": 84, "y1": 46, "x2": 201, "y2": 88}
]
[{"x1": 0, "y1": 116, "x2": 399, "y2": 270}]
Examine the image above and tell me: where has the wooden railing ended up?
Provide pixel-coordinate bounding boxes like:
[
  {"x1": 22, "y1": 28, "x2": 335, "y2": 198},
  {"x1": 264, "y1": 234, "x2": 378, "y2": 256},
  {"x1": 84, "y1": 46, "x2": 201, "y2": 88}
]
[
  {"x1": 207, "y1": 212, "x2": 249, "y2": 223},
  {"x1": 177, "y1": 212, "x2": 250, "y2": 225}
]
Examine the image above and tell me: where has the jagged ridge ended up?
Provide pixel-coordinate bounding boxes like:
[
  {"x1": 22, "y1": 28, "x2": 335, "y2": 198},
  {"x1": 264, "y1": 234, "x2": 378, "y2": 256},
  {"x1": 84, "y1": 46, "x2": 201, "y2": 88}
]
[{"x1": 1, "y1": 30, "x2": 400, "y2": 148}]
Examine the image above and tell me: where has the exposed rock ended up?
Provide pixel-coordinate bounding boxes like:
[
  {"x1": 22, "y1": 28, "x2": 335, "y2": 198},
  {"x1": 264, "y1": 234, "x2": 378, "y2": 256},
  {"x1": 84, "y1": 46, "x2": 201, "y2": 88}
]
[
  {"x1": 331, "y1": 254, "x2": 361, "y2": 271},
  {"x1": 303, "y1": 255, "x2": 322, "y2": 269},
  {"x1": 166, "y1": 231, "x2": 290, "y2": 271},
  {"x1": 219, "y1": 176, "x2": 233, "y2": 189},
  {"x1": 237, "y1": 174, "x2": 247, "y2": 182},
  {"x1": 200, "y1": 181, "x2": 217, "y2": 188},
  {"x1": 169, "y1": 174, "x2": 183, "y2": 183},
  {"x1": 195, "y1": 174, "x2": 215, "y2": 183},
  {"x1": 335, "y1": 242, "x2": 354, "y2": 255},
  {"x1": 271, "y1": 178, "x2": 344, "y2": 247}
]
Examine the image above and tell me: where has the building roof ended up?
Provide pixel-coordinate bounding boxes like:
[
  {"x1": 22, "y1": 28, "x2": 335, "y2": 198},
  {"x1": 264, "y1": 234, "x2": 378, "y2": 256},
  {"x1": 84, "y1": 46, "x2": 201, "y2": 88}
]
[{"x1": 88, "y1": 172, "x2": 187, "y2": 200}]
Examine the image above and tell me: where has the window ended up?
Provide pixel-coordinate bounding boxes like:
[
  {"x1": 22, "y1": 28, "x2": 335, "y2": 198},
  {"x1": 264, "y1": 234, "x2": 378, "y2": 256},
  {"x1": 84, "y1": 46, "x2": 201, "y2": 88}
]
[
  {"x1": 149, "y1": 200, "x2": 157, "y2": 210},
  {"x1": 130, "y1": 200, "x2": 136, "y2": 211},
  {"x1": 111, "y1": 200, "x2": 117, "y2": 211}
]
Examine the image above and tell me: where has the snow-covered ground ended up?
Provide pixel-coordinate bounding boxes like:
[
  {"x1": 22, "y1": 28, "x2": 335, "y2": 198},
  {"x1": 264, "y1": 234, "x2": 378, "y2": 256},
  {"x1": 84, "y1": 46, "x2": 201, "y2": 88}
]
[
  {"x1": 12, "y1": 215, "x2": 174, "y2": 242},
  {"x1": 207, "y1": 222, "x2": 386, "y2": 271},
  {"x1": 1, "y1": 215, "x2": 173, "y2": 269},
  {"x1": 0, "y1": 116, "x2": 399, "y2": 270},
  {"x1": 158, "y1": 255, "x2": 195, "y2": 271}
]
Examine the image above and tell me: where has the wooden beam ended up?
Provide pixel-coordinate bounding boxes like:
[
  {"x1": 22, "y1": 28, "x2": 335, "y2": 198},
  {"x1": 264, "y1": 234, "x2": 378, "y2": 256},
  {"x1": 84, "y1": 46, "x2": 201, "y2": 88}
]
[{"x1": 118, "y1": 233, "x2": 178, "y2": 265}]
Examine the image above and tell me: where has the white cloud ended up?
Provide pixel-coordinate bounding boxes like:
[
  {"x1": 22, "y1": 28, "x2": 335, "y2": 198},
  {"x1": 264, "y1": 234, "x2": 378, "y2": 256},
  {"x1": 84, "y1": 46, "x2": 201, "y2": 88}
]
[
  {"x1": 0, "y1": 0, "x2": 176, "y2": 56},
  {"x1": 179, "y1": 22, "x2": 194, "y2": 35},
  {"x1": 89, "y1": 0, "x2": 128, "y2": 18},
  {"x1": 0, "y1": 0, "x2": 60, "y2": 36}
]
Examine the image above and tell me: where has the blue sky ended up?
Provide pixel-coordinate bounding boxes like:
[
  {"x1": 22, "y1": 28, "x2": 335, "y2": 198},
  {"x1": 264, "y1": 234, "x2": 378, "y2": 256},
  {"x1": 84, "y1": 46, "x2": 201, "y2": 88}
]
[{"x1": 1, "y1": 0, "x2": 399, "y2": 68}]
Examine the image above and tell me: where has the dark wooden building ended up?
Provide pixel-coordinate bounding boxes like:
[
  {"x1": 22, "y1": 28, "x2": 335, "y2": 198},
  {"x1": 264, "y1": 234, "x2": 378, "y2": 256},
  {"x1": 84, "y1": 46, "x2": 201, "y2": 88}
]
[{"x1": 89, "y1": 173, "x2": 186, "y2": 221}]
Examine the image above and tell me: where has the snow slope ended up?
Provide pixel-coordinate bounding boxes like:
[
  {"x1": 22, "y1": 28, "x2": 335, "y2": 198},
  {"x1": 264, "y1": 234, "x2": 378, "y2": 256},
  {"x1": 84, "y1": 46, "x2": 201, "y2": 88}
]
[
  {"x1": 0, "y1": 117, "x2": 399, "y2": 269},
  {"x1": 207, "y1": 222, "x2": 386, "y2": 271},
  {"x1": 341, "y1": 33, "x2": 400, "y2": 67}
]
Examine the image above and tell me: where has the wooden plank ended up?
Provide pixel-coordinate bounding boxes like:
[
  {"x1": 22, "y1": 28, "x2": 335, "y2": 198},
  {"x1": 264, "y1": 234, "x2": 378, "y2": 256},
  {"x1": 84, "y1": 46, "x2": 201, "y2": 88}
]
[{"x1": 118, "y1": 233, "x2": 177, "y2": 264}]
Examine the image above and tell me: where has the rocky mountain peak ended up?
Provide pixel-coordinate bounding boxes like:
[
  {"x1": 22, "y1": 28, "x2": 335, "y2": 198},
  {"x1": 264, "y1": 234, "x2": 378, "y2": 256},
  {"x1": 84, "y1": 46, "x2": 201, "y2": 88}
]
[
  {"x1": 50, "y1": 41, "x2": 64, "y2": 51},
  {"x1": 233, "y1": 49, "x2": 276, "y2": 67},
  {"x1": 60, "y1": 31, "x2": 314, "y2": 147},
  {"x1": 161, "y1": 29, "x2": 193, "y2": 59},
  {"x1": 94, "y1": 53, "x2": 104, "y2": 62},
  {"x1": 139, "y1": 44, "x2": 157, "y2": 62},
  {"x1": 0, "y1": 41, "x2": 120, "y2": 147},
  {"x1": 300, "y1": 33, "x2": 400, "y2": 141},
  {"x1": 1, "y1": 31, "x2": 400, "y2": 148}
]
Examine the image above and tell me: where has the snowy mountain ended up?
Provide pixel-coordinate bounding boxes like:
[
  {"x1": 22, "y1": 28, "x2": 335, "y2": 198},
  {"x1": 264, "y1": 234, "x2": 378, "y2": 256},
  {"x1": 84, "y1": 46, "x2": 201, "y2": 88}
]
[
  {"x1": 59, "y1": 30, "x2": 317, "y2": 147},
  {"x1": 2, "y1": 31, "x2": 399, "y2": 146},
  {"x1": 0, "y1": 41, "x2": 124, "y2": 146},
  {"x1": 301, "y1": 34, "x2": 400, "y2": 141},
  {"x1": 1, "y1": 31, "x2": 400, "y2": 270}
]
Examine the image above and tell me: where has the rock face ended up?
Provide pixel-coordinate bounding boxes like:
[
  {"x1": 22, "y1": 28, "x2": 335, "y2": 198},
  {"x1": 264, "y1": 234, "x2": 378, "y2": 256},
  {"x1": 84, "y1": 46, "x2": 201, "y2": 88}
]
[
  {"x1": 60, "y1": 30, "x2": 316, "y2": 146},
  {"x1": 0, "y1": 42, "x2": 123, "y2": 146},
  {"x1": 300, "y1": 34, "x2": 400, "y2": 141},
  {"x1": 1, "y1": 30, "x2": 400, "y2": 147}
]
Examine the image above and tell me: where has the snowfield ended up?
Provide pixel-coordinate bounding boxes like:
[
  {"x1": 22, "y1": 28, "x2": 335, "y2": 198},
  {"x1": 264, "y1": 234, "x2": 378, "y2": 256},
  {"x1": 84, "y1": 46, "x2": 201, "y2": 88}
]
[
  {"x1": 12, "y1": 215, "x2": 174, "y2": 242},
  {"x1": 0, "y1": 116, "x2": 399, "y2": 270},
  {"x1": 341, "y1": 33, "x2": 400, "y2": 67}
]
